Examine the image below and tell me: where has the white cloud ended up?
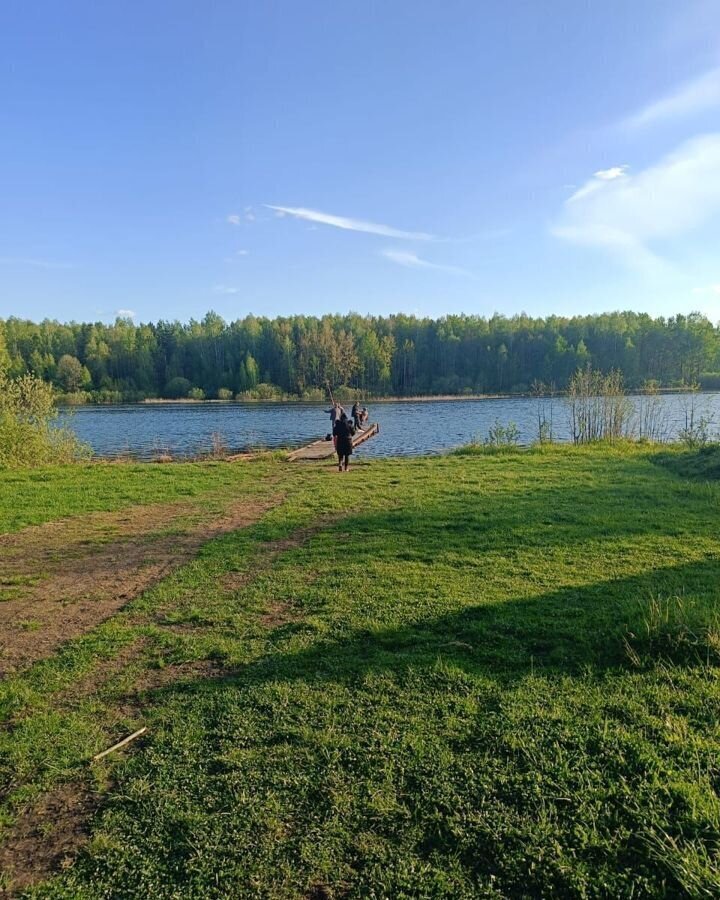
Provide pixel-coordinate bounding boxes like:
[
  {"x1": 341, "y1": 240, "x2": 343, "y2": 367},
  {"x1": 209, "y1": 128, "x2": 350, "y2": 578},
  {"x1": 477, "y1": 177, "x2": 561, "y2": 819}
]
[
  {"x1": 594, "y1": 166, "x2": 628, "y2": 180},
  {"x1": 381, "y1": 248, "x2": 471, "y2": 276},
  {"x1": 692, "y1": 283, "x2": 720, "y2": 295},
  {"x1": 552, "y1": 133, "x2": 720, "y2": 270},
  {"x1": 115, "y1": 308, "x2": 136, "y2": 318},
  {"x1": 0, "y1": 257, "x2": 72, "y2": 269},
  {"x1": 624, "y1": 66, "x2": 720, "y2": 129},
  {"x1": 236, "y1": 249, "x2": 249, "y2": 256},
  {"x1": 213, "y1": 284, "x2": 239, "y2": 295},
  {"x1": 567, "y1": 166, "x2": 628, "y2": 203},
  {"x1": 227, "y1": 209, "x2": 255, "y2": 224},
  {"x1": 266, "y1": 205, "x2": 433, "y2": 240}
]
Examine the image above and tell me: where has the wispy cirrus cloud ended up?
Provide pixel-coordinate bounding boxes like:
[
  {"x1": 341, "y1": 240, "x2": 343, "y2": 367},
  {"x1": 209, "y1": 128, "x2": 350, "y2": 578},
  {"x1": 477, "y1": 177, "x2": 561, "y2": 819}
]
[
  {"x1": 0, "y1": 257, "x2": 73, "y2": 269},
  {"x1": 552, "y1": 133, "x2": 720, "y2": 271},
  {"x1": 567, "y1": 165, "x2": 629, "y2": 203},
  {"x1": 381, "y1": 248, "x2": 471, "y2": 277},
  {"x1": 624, "y1": 66, "x2": 720, "y2": 129},
  {"x1": 266, "y1": 205, "x2": 434, "y2": 240}
]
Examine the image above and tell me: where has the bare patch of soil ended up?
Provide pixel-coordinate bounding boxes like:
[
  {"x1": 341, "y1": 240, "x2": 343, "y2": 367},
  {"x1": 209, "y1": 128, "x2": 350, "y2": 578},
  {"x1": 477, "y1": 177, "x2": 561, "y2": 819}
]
[
  {"x1": 129, "y1": 659, "x2": 230, "y2": 696},
  {"x1": 259, "y1": 600, "x2": 301, "y2": 628},
  {"x1": 0, "y1": 659, "x2": 231, "y2": 895},
  {"x1": 0, "y1": 779, "x2": 100, "y2": 897},
  {"x1": 107, "y1": 660, "x2": 233, "y2": 725},
  {"x1": 0, "y1": 500, "x2": 197, "y2": 567},
  {"x1": 0, "y1": 496, "x2": 280, "y2": 677}
]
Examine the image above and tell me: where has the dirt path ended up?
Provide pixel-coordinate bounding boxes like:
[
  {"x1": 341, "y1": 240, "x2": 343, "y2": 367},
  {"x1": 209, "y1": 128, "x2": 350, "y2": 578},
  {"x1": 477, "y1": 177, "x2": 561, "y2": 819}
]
[
  {"x1": 0, "y1": 778, "x2": 103, "y2": 897},
  {"x1": 0, "y1": 509, "x2": 352, "y2": 895},
  {"x1": 0, "y1": 494, "x2": 281, "y2": 677}
]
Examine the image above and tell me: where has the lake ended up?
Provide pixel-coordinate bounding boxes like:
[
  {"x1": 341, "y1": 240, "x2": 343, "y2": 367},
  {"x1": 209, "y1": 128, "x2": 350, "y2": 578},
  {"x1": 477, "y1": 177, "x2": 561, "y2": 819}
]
[{"x1": 59, "y1": 393, "x2": 720, "y2": 459}]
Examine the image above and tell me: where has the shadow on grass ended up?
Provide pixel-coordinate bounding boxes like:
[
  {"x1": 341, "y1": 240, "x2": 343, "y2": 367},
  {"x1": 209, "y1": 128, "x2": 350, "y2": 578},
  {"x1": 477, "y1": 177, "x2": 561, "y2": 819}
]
[
  {"x1": 146, "y1": 446, "x2": 720, "y2": 699},
  {"x1": 650, "y1": 444, "x2": 720, "y2": 481},
  {"x1": 151, "y1": 556, "x2": 720, "y2": 706},
  {"x1": 250, "y1": 458, "x2": 701, "y2": 568}
]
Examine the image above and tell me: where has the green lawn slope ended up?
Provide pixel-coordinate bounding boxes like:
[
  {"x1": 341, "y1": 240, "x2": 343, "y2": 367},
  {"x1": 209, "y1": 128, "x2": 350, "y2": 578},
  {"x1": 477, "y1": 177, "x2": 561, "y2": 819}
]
[{"x1": 0, "y1": 444, "x2": 718, "y2": 897}]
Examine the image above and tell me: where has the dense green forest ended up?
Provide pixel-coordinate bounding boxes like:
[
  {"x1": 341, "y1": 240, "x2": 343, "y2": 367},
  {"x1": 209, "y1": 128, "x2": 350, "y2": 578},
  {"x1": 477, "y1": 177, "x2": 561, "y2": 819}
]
[{"x1": 1, "y1": 311, "x2": 718, "y2": 401}]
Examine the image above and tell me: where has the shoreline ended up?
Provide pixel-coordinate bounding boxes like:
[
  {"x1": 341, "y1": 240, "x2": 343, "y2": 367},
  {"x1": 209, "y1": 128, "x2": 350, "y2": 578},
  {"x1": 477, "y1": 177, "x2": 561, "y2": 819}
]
[{"x1": 55, "y1": 386, "x2": 720, "y2": 408}]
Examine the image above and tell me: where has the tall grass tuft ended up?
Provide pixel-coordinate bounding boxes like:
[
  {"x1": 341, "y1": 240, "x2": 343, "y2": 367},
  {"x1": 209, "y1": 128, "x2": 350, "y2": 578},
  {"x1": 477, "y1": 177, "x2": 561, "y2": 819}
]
[
  {"x1": 531, "y1": 380, "x2": 556, "y2": 444},
  {"x1": 624, "y1": 592, "x2": 720, "y2": 666},
  {"x1": 567, "y1": 365, "x2": 633, "y2": 444},
  {"x1": 634, "y1": 379, "x2": 670, "y2": 442}
]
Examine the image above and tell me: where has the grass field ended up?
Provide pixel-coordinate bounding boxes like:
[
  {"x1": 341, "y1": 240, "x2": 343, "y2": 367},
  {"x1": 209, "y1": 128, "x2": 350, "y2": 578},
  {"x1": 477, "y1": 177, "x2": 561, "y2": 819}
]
[{"x1": 0, "y1": 444, "x2": 719, "y2": 897}]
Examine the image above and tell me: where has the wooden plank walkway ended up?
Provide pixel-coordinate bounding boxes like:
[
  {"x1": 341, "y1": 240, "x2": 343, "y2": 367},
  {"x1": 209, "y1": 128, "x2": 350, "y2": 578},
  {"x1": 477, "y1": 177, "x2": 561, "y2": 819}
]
[{"x1": 288, "y1": 423, "x2": 379, "y2": 461}]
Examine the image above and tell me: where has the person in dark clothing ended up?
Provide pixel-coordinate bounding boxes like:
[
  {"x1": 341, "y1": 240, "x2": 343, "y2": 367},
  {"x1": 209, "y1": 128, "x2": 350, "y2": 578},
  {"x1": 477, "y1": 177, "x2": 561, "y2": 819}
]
[
  {"x1": 333, "y1": 411, "x2": 355, "y2": 471},
  {"x1": 351, "y1": 402, "x2": 361, "y2": 431},
  {"x1": 325, "y1": 403, "x2": 343, "y2": 447}
]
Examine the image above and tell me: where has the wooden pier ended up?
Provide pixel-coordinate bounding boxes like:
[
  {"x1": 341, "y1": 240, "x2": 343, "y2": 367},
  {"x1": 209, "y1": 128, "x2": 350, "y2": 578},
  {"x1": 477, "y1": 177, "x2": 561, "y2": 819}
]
[{"x1": 288, "y1": 423, "x2": 379, "y2": 462}]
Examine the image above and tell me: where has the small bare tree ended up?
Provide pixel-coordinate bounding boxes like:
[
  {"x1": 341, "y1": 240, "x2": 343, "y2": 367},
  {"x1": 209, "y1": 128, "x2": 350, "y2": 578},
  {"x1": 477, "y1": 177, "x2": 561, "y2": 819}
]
[
  {"x1": 678, "y1": 383, "x2": 714, "y2": 448},
  {"x1": 634, "y1": 380, "x2": 670, "y2": 443},
  {"x1": 531, "y1": 379, "x2": 556, "y2": 444}
]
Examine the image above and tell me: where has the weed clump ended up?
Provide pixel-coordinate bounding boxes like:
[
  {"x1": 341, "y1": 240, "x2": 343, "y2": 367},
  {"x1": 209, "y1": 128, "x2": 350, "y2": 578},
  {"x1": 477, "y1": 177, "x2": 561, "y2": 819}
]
[{"x1": 624, "y1": 593, "x2": 720, "y2": 667}]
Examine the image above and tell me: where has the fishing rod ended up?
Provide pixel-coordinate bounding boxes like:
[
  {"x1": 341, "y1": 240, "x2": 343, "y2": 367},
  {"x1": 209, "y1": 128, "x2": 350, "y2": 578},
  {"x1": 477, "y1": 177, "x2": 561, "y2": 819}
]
[{"x1": 325, "y1": 379, "x2": 336, "y2": 407}]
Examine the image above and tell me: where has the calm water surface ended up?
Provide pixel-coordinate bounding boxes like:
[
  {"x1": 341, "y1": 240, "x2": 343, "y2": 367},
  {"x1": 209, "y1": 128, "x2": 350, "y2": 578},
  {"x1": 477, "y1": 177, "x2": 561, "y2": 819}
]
[{"x1": 61, "y1": 394, "x2": 720, "y2": 459}]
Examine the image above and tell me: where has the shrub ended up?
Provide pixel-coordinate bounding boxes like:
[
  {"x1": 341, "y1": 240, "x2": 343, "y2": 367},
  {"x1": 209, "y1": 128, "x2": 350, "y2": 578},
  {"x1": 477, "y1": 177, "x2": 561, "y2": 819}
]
[
  {"x1": 217, "y1": 388, "x2": 234, "y2": 401},
  {"x1": 91, "y1": 390, "x2": 124, "y2": 404},
  {"x1": 678, "y1": 386, "x2": 714, "y2": 448},
  {"x1": 567, "y1": 366, "x2": 632, "y2": 443},
  {"x1": 0, "y1": 370, "x2": 90, "y2": 467},
  {"x1": 236, "y1": 383, "x2": 283, "y2": 400},
  {"x1": 485, "y1": 419, "x2": 520, "y2": 447},
  {"x1": 301, "y1": 387, "x2": 326, "y2": 402},
  {"x1": 60, "y1": 391, "x2": 91, "y2": 406},
  {"x1": 165, "y1": 377, "x2": 191, "y2": 399},
  {"x1": 56, "y1": 354, "x2": 91, "y2": 393},
  {"x1": 332, "y1": 385, "x2": 357, "y2": 403},
  {"x1": 188, "y1": 387, "x2": 205, "y2": 400}
]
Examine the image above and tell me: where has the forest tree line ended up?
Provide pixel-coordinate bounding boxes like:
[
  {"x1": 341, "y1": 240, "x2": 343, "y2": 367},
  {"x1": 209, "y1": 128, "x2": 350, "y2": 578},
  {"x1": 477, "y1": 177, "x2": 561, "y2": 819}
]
[{"x1": 1, "y1": 310, "x2": 719, "y2": 402}]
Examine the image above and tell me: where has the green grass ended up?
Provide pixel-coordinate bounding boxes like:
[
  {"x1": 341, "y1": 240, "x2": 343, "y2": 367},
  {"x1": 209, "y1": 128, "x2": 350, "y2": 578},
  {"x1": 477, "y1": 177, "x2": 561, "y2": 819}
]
[
  {"x1": 0, "y1": 455, "x2": 281, "y2": 533},
  {"x1": 1, "y1": 444, "x2": 719, "y2": 897},
  {"x1": 651, "y1": 443, "x2": 720, "y2": 482}
]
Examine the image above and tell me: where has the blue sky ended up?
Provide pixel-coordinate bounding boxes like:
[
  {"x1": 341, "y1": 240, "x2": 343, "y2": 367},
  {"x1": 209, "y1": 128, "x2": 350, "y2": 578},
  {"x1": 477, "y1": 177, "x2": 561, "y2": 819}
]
[{"x1": 1, "y1": 0, "x2": 719, "y2": 325}]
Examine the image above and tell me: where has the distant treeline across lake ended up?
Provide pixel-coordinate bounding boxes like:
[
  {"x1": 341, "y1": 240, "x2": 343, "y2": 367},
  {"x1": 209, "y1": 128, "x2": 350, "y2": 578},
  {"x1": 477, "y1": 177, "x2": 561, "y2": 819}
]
[
  {"x1": 3, "y1": 310, "x2": 719, "y2": 402},
  {"x1": 63, "y1": 393, "x2": 720, "y2": 459}
]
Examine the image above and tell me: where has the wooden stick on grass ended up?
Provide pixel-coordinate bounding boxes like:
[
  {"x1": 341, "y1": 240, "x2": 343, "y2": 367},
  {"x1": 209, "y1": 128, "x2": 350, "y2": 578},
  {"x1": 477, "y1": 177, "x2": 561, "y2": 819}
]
[{"x1": 92, "y1": 727, "x2": 147, "y2": 762}]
